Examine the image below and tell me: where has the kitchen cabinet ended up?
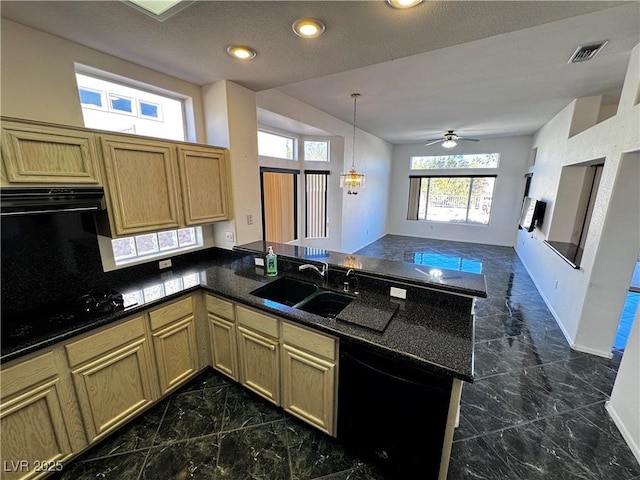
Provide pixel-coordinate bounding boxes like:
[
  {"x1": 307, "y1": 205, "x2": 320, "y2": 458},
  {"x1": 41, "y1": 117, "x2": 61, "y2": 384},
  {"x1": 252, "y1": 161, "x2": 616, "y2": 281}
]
[
  {"x1": 65, "y1": 315, "x2": 159, "y2": 444},
  {"x1": 99, "y1": 135, "x2": 182, "y2": 236},
  {"x1": 0, "y1": 351, "x2": 81, "y2": 480},
  {"x1": 206, "y1": 294, "x2": 238, "y2": 381},
  {"x1": 149, "y1": 296, "x2": 199, "y2": 395},
  {"x1": 1, "y1": 119, "x2": 102, "y2": 186},
  {"x1": 236, "y1": 305, "x2": 280, "y2": 405},
  {"x1": 178, "y1": 146, "x2": 229, "y2": 225},
  {"x1": 281, "y1": 321, "x2": 337, "y2": 435}
]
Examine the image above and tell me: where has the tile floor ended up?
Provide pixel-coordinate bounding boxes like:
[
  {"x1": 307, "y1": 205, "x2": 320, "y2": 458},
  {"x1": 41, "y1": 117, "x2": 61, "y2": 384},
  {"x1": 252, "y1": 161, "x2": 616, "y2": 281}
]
[{"x1": 52, "y1": 235, "x2": 640, "y2": 479}]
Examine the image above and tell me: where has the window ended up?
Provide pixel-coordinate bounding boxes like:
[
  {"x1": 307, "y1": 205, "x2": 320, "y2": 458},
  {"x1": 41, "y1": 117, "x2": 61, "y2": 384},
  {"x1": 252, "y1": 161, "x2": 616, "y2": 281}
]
[
  {"x1": 411, "y1": 153, "x2": 499, "y2": 170},
  {"x1": 304, "y1": 140, "x2": 329, "y2": 162},
  {"x1": 258, "y1": 131, "x2": 295, "y2": 160},
  {"x1": 407, "y1": 176, "x2": 496, "y2": 224},
  {"x1": 305, "y1": 171, "x2": 329, "y2": 238},
  {"x1": 109, "y1": 94, "x2": 134, "y2": 114},
  {"x1": 79, "y1": 88, "x2": 103, "y2": 108},
  {"x1": 75, "y1": 71, "x2": 185, "y2": 141},
  {"x1": 139, "y1": 100, "x2": 161, "y2": 120},
  {"x1": 111, "y1": 227, "x2": 203, "y2": 266}
]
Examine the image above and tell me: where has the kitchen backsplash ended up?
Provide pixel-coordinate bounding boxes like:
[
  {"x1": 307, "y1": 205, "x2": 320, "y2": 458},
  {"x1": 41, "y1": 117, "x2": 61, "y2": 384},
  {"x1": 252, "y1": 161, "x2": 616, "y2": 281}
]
[{"x1": 1, "y1": 212, "x2": 242, "y2": 315}]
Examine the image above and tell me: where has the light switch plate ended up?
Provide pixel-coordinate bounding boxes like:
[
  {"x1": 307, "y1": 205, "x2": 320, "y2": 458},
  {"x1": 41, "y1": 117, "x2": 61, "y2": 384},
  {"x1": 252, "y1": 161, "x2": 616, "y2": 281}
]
[
  {"x1": 255, "y1": 257, "x2": 265, "y2": 267},
  {"x1": 390, "y1": 286, "x2": 407, "y2": 299}
]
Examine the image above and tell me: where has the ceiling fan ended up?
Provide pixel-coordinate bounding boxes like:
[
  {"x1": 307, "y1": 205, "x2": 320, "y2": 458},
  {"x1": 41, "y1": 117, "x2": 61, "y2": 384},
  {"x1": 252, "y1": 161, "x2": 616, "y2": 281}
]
[{"x1": 424, "y1": 130, "x2": 480, "y2": 148}]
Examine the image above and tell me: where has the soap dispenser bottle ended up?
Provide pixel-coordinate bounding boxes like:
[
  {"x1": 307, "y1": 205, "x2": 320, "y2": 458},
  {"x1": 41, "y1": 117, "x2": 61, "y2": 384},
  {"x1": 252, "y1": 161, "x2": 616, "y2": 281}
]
[{"x1": 266, "y1": 246, "x2": 278, "y2": 277}]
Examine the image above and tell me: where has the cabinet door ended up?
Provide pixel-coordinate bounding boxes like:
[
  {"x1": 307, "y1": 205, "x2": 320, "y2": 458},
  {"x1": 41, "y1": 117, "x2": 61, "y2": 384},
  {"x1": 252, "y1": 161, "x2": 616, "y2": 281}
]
[
  {"x1": 208, "y1": 314, "x2": 238, "y2": 380},
  {"x1": 65, "y1": 316, "x2": 158, "y2": 443},
  {"x1": 149, "y1": 297, "x2": 199, "y2": 395},
  {"x1": 100, "y1": 136, "x2": 181, "y2": 235},
  {"x1": 177, "y1": 146, "x2": 229, "y2": 225},
  {"x1": 0, "y1": 352, "x2": 74, "y2": 480},
  {"x1": 237, "y1": 325, "x2": 280, "y2": 405},
  {"x1": 1, "y1": 121, "x2": 101, "y2": 185},
  {"x1": 281, "y1": 322, "x2": 337, "y2": 435}
]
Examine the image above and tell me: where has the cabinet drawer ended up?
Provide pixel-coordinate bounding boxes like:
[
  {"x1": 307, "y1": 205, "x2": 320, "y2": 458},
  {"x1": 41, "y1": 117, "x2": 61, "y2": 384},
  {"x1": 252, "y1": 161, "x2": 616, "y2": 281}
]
[
  {"x1": 65, "y1": 316, "x2": 146, "y2": 368},
  {"x1": 1, "y1": 352, "x2": 58, "y2": 397},
  {"x1": 236, "y1": 306, "x2": 278, "y2": 338},
  {"x1": 149, "y1": 296, "x2": 193, "y2": 331},
  {"x1": 206, "y1": 294, "x2": 235, "y2": 321},
  {"x1": 282, "y1": 321, "x2": 336, "y2": 360}
]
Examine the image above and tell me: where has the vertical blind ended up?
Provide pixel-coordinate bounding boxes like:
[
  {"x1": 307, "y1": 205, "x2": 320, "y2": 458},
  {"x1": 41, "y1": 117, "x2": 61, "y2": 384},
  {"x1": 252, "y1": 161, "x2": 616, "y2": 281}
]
[
  {"x1": 263, "y1": 171, "x2": 296, "y2": 243},
  {"x1": 305, "y1": 172, "x2": 328, "y2": 238}
]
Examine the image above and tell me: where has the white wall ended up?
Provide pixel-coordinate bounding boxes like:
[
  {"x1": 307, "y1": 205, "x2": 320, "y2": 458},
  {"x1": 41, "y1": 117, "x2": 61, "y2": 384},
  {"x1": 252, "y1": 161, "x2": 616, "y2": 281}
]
[
  {"x1": 387, "y1": 136, "x2": 532, "y2": 246},
  {"x1": 515, "y1": 43, "x2": 640, "y2": 357},
  {"x1": 607, "y1": 308, "x2": 640, "y2": 464},
  {"x1": 202, "y1": 81, "x2": 263, "y2": 248},
  {"x1": 0, "y1": 19, "x2": 206, "y2": 142},
  {"x1": 256, "y1": 89, "x2": 393, "y2": 253}
]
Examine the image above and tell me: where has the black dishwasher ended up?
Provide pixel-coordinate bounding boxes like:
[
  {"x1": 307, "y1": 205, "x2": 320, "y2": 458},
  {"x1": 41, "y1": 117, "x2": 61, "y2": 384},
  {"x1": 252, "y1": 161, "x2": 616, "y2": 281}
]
[{"x1": 337, "y1": 342, "x2": 453, "y2": 479}]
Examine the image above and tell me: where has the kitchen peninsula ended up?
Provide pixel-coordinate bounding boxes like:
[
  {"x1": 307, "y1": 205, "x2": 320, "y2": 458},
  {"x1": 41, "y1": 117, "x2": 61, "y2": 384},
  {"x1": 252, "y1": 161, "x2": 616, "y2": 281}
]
[{"x1": 1, "y1": 242, "x2": 486, "y2": 480}]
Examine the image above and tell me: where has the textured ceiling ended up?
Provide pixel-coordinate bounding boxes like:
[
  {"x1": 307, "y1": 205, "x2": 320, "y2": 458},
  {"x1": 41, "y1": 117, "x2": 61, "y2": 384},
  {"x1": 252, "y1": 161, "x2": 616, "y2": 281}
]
[{"x1": 2, "y1": 1, "x2": 639, "y2": 143}]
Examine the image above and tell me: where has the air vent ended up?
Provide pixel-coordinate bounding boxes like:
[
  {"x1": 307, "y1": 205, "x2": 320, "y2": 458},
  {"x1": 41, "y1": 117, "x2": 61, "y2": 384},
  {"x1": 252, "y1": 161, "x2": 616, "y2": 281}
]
[{"x1": 568, "y1": 41, "x2": 608, "y2": 63}]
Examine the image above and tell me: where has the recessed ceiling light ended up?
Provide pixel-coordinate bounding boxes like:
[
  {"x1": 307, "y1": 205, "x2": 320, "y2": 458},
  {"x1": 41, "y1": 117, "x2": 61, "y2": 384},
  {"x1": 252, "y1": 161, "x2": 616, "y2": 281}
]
[
  {"x1": 292, "y1": 18, "x2": 326, "y2": 38},
  {"x1": 386, "y1": 0, "x2": 423, "y2": 8},
  {"x1": 227, "y1": 45, "x2": 257, "y2": 60}
]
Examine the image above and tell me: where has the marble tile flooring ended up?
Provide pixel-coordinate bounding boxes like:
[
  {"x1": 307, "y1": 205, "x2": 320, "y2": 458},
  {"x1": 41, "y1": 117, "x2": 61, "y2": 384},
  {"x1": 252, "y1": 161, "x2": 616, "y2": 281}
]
[{"x1": 52, "y1": 235, "x2": 639, "y2": 479}]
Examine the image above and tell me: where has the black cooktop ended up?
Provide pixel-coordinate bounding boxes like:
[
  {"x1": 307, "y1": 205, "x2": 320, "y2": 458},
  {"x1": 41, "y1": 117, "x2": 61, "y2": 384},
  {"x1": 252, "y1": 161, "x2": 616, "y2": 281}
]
[{"x1": 1, "y1": 287, "x2": 124, "y2": 350}]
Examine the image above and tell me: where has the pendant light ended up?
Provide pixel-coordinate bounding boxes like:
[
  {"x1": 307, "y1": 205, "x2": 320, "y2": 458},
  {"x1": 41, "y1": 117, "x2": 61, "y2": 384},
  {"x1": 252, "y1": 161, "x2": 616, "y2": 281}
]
[{"x1": 340, "y1": 93, "x2": 366, "y2": 195}]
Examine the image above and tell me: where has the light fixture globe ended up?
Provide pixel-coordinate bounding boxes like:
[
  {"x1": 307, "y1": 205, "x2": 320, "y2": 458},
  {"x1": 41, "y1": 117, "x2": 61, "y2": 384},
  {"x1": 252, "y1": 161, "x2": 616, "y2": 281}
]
[
  {"x1": 340, "y1": 93, "x2": 366, "y2": 195},
  {"x1": 386, "y1": 0, "x2": 423, "y2": 9},
  {"x1": 442, "y1": 139, "x2": 457, "y2": 148}
]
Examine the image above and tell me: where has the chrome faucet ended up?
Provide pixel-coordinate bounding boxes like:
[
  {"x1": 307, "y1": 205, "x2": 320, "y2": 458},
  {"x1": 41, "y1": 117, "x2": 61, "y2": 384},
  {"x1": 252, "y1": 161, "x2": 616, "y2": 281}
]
[
  {"x1": 343, "y1": 269, "x2": 360, "y2": 295},
  {"x1": 298, "y1": 262, "x2": 329, "y2": 284}
]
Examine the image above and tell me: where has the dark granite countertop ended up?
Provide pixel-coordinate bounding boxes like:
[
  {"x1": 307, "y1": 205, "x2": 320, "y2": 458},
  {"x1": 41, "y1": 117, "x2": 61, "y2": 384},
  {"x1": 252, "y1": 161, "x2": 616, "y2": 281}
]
[
  {"x1": 1, "y1": 251, "x2": 477, "y2": 382},
  {"x1": 235, "y1": 241, "x2": 488, "y2": 298}
]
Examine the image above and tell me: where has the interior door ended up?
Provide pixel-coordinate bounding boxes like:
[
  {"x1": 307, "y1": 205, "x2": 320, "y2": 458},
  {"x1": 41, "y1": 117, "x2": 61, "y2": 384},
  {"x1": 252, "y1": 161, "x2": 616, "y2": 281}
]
[{"x1": 261, "y1": 170, "x2": 297, "y2": 243}]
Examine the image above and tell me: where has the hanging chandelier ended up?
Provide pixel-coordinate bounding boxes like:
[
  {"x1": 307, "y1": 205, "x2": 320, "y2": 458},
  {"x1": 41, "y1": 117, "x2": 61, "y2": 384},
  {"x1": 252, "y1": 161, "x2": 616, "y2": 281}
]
[{"x1": 340, "y1": 93, "x2": 366, "y2": 195}]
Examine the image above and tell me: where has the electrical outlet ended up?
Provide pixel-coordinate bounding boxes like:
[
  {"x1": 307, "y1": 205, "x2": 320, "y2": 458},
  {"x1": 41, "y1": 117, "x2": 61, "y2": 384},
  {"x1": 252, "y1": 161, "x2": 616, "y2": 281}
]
[
  {"x1": 554, "y1": 279, "x2": 559, "y2": 289},
  {"x1": 390, "y1": 287, "x2": 407, "y2": 299},
  {"x1": 159, "y1": 259, "x2": 172, "y2": 269},
  {"x1": 225, "y1": 231, "x2": 234, "y2": 242},
  {"x1": 247, "y1": 214, "x2": 253, "y2": 225}
]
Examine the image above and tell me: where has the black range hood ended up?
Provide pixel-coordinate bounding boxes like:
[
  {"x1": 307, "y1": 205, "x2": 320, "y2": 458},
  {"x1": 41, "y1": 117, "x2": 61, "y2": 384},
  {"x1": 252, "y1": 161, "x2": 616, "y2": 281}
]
[{"x1": 0, "y1": 186, "x2": 106, "y2": 216}]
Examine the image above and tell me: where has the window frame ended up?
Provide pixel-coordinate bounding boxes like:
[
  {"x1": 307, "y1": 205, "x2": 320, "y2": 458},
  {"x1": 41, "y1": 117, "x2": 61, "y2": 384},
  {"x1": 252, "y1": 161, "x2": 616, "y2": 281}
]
[
  {"x1": 407, "y1": 174, "x2": 497, "y2": 225},
  {"x1": 303, "y1": 139, "x2": 330, "y2": 162},
  {"x1": 138, "y1": 100, "x2": 163, "y2": 121},
  {"x1": 111, "y1": 226, "x2": 204, "y2": 266},
  {"x1": 108, "y1": 93, "x2": 136, "y2": 116},
  {"x1": 410, "y1": 153, "x2": 500, "y2": 170},
  {"x1": 78, "y1": 87, "x2": 106, "y2": 110},
  {"x1": 257, "y1": 130, "x2": 297, "y2": 161}
]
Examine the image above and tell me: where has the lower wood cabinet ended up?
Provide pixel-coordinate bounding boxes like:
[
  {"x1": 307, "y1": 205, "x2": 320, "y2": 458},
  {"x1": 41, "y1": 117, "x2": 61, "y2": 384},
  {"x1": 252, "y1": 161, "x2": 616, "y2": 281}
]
[
  {"x1": 281, "y1": 321, "x2": 337, "y2": 436},
  {"x1": 65, "y1": 316, "x2": 159, "y2": 444},
  {"x1": 0, "y1": 352, "x2": 78, "y2": 480},
  {"x1": 206, "y1": 294, "x2": 238, "y2": 381},
  {"x1": 149, "y1": 296, "x2": 199, "y2": 395},
  {"x1": 236, "y1": 305, "x2": 281, "y2": 405}
]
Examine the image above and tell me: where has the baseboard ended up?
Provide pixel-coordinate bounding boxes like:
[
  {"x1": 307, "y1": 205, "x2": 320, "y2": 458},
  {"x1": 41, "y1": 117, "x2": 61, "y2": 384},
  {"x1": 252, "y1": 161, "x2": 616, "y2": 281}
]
[
  {"x1": 515, "y1": 248, "x2": 574, "y2": 342},
  {"x1": 605, "y1": 401, "x2": 640, "y2": 465},
  {"x1": 570, "y1": 343, "x2": 614, "y2": 359}
]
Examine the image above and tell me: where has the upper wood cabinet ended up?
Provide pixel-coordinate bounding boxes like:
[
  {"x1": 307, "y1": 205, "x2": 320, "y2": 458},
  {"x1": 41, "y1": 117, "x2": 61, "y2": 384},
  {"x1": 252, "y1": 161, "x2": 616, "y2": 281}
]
[
  {"x1": 1, "y1": 120, "x2": 101, "y2": 186},
  {"x1": 100, "y1": 135, "x2": 183, "y2": 236},
  {"x1": 178, "y1": 146, "x2": 229, "y2": 225}
]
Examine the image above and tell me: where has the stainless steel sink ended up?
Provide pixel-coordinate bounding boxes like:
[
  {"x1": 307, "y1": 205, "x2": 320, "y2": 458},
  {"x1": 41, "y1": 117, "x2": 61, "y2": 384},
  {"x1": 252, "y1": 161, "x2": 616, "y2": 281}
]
[{"x1": 250, "y1": 276, "x2": 354, "y2": 318}]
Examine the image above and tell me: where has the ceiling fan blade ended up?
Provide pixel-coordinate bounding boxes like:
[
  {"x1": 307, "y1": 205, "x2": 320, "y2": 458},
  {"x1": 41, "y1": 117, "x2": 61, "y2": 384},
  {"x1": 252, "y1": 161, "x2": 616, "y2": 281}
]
[
  {"x1": 425, "y1": 139, "x2": 444, "y2": 146},
  {"x1": 458, "y1": 137, "x2": 480, "y2": 142}
]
